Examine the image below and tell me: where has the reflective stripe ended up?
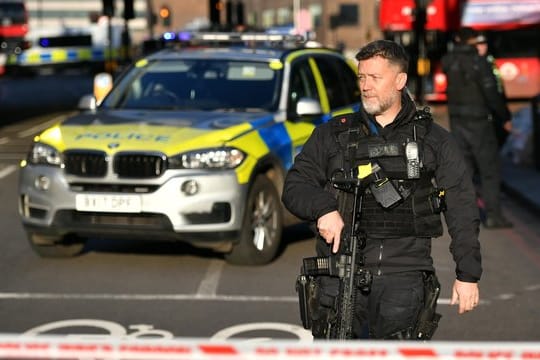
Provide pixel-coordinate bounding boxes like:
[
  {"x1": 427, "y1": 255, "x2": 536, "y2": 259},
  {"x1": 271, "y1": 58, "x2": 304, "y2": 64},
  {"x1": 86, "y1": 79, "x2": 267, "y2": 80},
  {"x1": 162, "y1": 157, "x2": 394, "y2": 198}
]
[
  {"x1": 8, "y1": 47, "x2": 120, "y2": 66},
  {"x1": 258, "y1": 122, "x2": 293, "y2": 169},
  {"x1": 309, "y1": 57, "x2": 330, "y2": 113}
]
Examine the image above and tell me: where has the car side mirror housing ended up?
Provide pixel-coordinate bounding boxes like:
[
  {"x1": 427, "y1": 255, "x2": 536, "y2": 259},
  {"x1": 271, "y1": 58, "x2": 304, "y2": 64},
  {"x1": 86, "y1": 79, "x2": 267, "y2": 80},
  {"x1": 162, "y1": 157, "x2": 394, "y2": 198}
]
[{"x1": 77, "y1": 94, "x2": 97, "y2": 111}]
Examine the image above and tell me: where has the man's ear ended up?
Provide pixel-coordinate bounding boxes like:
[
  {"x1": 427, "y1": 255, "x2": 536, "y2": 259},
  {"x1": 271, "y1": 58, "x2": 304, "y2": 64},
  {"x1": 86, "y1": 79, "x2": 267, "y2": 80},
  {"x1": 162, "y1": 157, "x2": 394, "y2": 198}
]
[{"x1": 396, "y1": 72, "x2": 407, "y2": 90}]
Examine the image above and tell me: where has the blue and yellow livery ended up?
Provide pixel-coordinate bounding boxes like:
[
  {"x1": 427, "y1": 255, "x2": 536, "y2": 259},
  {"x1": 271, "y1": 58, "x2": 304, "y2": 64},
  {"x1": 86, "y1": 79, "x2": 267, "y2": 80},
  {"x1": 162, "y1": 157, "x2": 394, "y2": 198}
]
[{"x1": 18, "y1": 34, "x2": 360, "y2": 265}]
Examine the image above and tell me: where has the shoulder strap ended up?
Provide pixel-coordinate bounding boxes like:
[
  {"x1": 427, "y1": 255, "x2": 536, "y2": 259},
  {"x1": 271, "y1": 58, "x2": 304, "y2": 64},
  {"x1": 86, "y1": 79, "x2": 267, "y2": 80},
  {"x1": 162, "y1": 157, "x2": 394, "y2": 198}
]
[{"x1": 330, "y1": 112, "x2": 369, "y2": 171}]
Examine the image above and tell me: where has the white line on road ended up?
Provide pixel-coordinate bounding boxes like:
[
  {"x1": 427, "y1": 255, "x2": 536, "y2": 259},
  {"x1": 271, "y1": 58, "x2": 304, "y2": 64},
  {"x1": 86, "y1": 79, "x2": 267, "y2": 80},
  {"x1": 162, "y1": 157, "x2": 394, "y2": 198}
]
[
  {"x1": 0, "y1": 137, "x2": 9, "y2": 144},
  {"x1": 0, "y1": 292, "x2": 298, "y2": 302},
  {"x1": 196, "y1": 259, "x2": 224, "y2": 297},
  {"x1": 0, "y1": 164, "x2": 16, "y2": 179},
  {"x1": 0, "y1": 292, "x2": 457, "y2": 306}
]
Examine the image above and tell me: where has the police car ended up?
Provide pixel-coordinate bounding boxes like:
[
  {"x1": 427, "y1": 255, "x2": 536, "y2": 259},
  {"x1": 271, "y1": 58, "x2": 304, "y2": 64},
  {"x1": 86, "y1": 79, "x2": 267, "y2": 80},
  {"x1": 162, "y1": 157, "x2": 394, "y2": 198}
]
[{"x1": 18, "y1": 32, "x2": 360, "y2": 265}]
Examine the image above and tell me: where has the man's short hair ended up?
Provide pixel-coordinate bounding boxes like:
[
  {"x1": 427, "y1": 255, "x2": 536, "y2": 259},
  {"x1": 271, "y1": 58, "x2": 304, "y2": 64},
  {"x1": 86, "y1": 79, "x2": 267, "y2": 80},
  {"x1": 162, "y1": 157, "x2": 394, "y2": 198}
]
[{"x1": 355, "y1": 40, "x2": 409, "y2": 73}]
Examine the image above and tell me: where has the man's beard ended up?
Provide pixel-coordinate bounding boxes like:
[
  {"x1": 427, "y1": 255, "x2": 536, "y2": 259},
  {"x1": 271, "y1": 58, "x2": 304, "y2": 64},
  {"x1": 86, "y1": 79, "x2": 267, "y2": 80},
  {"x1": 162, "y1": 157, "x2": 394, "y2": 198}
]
[{"x1": 362, "y1": 92, "x2": 398, "y2": 116}]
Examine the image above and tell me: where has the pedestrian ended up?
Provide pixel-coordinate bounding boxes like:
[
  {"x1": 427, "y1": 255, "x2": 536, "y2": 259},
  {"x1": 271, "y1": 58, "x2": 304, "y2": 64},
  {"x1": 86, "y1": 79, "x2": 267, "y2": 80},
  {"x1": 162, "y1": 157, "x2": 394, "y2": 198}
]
[
  {"x1": 282, "y1": 39, "x2": 482, "y2": 340},
  {"x1": 441, "y1": 27, "x2": 513, "y2": 229},
  {"x1": 474, "y1": 32, "x2": 512, "y2": 147}
]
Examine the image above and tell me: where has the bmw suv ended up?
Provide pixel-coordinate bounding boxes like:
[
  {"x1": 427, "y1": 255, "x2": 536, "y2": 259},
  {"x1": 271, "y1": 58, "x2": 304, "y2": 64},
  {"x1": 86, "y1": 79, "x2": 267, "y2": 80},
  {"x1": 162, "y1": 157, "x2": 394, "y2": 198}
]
[{"x1": 18, "y1": 32, "x2": 360, "y2": 265}]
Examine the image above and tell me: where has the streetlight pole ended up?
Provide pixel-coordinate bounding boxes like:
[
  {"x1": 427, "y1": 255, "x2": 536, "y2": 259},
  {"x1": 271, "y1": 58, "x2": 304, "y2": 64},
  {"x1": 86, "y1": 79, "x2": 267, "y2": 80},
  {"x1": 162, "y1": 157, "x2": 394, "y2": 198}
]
[
  {"x1": 413, "y1": 0, "x2": 428, "y2": 104},
  {"x1": 293, "y1": 0, "x2": 300, "y2": 33}
]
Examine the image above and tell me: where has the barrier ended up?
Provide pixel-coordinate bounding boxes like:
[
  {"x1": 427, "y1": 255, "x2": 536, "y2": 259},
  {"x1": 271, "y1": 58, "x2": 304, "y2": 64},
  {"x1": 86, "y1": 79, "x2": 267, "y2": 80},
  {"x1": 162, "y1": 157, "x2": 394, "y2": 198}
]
[{"x1": 0, "y1": 335, "x2": 539, "y2": 359}]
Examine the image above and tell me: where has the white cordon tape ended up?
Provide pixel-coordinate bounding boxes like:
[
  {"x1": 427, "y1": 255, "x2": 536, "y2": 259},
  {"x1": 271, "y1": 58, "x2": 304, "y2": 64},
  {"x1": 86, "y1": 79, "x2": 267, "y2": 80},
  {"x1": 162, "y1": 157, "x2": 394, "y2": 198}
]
[{"x1": 0, "y1": 336, "x2": 539, "y2": 359}]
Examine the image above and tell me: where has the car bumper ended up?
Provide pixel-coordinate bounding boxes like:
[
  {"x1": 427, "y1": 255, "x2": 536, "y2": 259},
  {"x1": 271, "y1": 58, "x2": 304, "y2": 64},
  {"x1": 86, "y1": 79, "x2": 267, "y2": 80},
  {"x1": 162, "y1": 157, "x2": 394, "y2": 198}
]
[{"x1": 18, "y1": 165, "x2": 248, "y2": 244}]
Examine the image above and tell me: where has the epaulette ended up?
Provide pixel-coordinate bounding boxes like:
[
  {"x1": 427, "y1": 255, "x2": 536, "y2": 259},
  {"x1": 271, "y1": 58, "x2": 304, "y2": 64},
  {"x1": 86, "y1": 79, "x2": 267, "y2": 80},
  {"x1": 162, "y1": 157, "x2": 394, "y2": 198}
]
[
  {"x1": 413, "y1": 106, "x2": 434, "y2": 139},
  {"x1": 330, "y1": 112, "x2": 369, "y2": 138},
  {"x1": 415, "y1": 106, "x2": 434, "y2": 125}
]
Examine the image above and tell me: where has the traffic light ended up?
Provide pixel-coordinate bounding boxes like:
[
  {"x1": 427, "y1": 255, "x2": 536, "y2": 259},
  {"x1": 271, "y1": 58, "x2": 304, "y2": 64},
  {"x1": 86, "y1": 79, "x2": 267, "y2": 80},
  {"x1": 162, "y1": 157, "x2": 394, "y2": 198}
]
[
  {"x1": 123, "y1": 0, "x2": 134, "y2": 20},
  {"x1": 209, "y1": 0, "x2": 223, "y2": 25},
  {"x1": 159, "y1": 5, "x2": 171, "y2": 27},
  {"x1": 102, "y1": 0, "x2": 115, "y2": 17}
]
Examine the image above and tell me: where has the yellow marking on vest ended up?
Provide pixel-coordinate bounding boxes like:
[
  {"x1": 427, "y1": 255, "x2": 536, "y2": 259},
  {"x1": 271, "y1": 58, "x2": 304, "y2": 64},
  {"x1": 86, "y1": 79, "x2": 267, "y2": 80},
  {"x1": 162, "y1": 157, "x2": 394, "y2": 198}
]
[{"x1": 357, "y1": 163, "x2": 373, "y2": 179}]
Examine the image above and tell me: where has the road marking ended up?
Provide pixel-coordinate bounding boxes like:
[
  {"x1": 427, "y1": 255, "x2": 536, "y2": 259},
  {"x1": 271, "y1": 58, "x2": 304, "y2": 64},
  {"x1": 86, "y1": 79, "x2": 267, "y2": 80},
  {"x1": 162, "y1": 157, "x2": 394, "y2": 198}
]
[
  {"x1": 211, "y1": 322, "x2": 312, "y2": 341},
  {"x1": 0, "y1": 292, "x2": 298, "y2": 302},
  {"x1": 0, "y1": 137, "x2": 9, "y2": 144},
  {"x1": 0, "y1": 292, "x2": 459, "y2": 305},
  {"x1": 196, "y1": 259, "x2": 224, "y2": 297},
  {"x1": 0, "y1": 164, "x2": 16, "y2": 179}
]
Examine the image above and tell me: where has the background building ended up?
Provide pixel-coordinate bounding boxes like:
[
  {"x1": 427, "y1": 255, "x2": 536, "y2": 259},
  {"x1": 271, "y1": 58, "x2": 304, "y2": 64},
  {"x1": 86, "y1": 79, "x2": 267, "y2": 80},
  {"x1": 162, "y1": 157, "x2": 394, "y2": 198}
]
[
  {"x1": 24, "y1": 0, "x2": 149, "y2": 43},
  {"x1": 148, "y1": 0, "x2": 381, "y2": 57},
  {"x1": 241, "y1": 0, "x2": 381, "y2": 56},
  {"x1": 22, "y1": 1, "x2": 381, "y2": 58}
]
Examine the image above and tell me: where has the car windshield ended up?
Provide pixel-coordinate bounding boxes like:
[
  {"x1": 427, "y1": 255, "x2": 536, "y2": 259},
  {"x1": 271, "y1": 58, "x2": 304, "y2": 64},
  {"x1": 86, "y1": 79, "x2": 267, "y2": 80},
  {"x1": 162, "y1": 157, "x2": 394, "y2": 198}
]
[{"x1": 102, "y1": 58, "x2": 281, "y2": 112}]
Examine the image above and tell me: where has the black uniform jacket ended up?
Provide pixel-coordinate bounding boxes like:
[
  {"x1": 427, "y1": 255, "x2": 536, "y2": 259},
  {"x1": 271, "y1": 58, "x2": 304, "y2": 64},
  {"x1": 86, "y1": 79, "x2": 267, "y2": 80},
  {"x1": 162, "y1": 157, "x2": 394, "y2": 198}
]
[
  {"x1": 282, "y1": 93, "x2": 482, "y2": 282},
  {"x1": 441, "y1": 44, "x2": 510, "y2": 123}
]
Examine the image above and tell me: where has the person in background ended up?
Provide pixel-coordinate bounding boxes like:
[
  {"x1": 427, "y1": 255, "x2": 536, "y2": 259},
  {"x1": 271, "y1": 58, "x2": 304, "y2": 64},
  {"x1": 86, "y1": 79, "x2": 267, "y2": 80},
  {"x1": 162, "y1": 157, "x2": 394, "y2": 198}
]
[
  {"x1": 282, "y1": 40, "x2": 482, "y2": 340},
  {"x1": 441, "y1": 27, "x2": 513, "y2": 229},
  {"x1": 475, "y1": 33, "x2": 512, "y2": 147}
]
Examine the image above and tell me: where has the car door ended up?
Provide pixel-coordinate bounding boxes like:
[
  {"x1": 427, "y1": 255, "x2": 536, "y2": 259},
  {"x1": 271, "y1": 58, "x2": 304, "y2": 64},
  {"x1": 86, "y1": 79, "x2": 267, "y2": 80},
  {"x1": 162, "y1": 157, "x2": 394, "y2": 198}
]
[{"x1": 283, "y1": 52, "x2": 361, "y2": 168}]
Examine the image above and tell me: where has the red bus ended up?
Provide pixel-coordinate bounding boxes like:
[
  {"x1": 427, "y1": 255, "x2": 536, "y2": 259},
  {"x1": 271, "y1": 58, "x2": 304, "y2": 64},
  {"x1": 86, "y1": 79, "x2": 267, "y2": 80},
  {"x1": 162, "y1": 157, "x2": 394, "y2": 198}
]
[{"x1": 379, "y1": 0, "x2": 540, "y2": 101}]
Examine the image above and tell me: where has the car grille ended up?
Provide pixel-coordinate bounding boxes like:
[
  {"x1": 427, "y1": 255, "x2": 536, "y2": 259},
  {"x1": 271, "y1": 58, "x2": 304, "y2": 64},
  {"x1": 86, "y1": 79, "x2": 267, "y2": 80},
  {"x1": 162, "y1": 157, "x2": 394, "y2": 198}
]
[
  {"x1": 114, "y1": 153, "x2": 167, "y2": 178},
  {"x1": 54, "y1": 210, "x2": 173, "y2": 230},
  {"x1": 63, "y1": 151, "x2": 168, "y2": 179},
  {"x1": 64, "y1": 150, "x2": 107, "y2": 177}
]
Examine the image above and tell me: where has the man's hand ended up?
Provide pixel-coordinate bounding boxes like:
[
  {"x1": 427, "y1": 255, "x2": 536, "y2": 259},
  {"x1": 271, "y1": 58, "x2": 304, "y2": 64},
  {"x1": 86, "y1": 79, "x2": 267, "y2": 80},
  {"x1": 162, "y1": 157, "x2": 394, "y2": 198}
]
[
  {"x1": 451, "y1": 280, "x2": 480, "y2": 314},
  {"x1": 317, "y1": 210, "x2": 344, "y2": 253}
]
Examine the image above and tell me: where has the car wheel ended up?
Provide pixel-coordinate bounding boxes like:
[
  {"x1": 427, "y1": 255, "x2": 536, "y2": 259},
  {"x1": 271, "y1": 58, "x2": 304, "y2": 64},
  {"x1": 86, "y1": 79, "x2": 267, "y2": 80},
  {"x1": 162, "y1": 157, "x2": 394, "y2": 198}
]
[
  {"x1": 27, "y1": 232, "x2": 86, "y2": 258},
  {"x1": 225, "y1": 175, "x2": 283, "y2": 265}
]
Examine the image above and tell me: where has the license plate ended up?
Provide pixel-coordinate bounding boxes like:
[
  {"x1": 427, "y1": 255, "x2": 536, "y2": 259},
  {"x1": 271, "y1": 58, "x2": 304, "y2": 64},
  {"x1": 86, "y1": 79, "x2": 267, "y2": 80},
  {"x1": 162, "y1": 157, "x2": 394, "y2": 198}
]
[{"x1": 75, "y1": 194, "x2": 142, "y2": 213}]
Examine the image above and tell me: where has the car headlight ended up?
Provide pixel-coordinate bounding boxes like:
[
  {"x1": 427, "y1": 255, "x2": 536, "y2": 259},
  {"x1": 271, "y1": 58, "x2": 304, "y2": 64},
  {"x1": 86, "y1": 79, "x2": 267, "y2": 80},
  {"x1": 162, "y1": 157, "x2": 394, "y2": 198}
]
[
  {"x1": 27, "y1": 142, "x2": 62, "y2": 166},
  {"x1": 169, "y1": 147, "x2": 246, "y2": 169}
]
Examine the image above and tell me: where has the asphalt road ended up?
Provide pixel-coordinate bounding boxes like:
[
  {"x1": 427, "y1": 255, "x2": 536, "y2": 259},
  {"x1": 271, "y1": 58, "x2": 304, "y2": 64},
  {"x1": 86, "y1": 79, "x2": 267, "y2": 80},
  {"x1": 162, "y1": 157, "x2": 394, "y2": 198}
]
[{"x1": 0, "y1": 74, "x2": 539, "y2": 342}]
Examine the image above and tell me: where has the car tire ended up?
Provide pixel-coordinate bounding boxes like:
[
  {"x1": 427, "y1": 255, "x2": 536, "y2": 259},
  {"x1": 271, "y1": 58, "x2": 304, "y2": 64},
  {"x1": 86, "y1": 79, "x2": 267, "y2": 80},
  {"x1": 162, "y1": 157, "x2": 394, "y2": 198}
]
[
  {"x1": 225, "y1": 174, "x2": 283, "y2": 266},
  {"x1": 27, "y1": 232, "x2": 86, "y2": 258}
]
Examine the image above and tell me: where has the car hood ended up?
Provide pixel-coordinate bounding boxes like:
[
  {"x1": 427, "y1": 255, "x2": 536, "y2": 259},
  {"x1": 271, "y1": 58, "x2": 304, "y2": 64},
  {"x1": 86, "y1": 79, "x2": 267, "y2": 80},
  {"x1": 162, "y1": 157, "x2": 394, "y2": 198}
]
[{"x1": 37, "y1": 109, "x2": 276, "y2": 154}]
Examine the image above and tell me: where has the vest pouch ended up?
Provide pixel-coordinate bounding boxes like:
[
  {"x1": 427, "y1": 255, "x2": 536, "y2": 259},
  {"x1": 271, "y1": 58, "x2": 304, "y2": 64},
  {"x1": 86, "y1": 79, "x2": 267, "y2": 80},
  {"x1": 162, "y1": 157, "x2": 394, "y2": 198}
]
[
  {"x1": 429, "y1": 188, "x2": 447, "y2": 214},
  {"x1": 368, "y1": 163, "x2": 403, "y2": 209},
  {"x1": 369, "y1": 179, "x2": 402, "y2": 209}
]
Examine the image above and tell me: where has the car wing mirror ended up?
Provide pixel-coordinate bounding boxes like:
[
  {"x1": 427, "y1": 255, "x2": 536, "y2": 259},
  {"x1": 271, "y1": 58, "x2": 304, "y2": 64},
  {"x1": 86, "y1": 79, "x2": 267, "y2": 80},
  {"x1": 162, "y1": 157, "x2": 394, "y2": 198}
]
[{"x1": 77, "y1": 94, "x2": 97, "y2": 111}]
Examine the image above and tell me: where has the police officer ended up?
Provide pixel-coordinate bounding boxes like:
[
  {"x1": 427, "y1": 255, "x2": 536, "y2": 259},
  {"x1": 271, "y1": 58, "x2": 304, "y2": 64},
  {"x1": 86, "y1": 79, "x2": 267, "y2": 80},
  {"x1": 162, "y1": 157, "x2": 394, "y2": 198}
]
[
  {"x1": 282, "y1": 40, "x2": 482, "y2": 339},
  {"x1": 475, "y1": 32, "x2": 512, "y2": 147},
  {"x1": 441, "y1": 27, "x2": 512, "y2": 229}
]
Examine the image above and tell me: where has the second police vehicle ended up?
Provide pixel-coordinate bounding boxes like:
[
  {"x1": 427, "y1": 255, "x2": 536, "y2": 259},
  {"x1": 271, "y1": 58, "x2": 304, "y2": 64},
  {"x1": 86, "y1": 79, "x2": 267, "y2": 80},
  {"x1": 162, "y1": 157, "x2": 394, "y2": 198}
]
[{"x1": 18, "y1": 31, "x2": 361, "y2": 265}]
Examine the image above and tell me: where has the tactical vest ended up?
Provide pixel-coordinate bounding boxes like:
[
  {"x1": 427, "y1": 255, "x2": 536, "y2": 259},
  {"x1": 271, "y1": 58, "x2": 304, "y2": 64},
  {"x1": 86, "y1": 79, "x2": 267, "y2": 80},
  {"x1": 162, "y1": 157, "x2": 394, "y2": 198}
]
[{"x1": 332, "y1": 108, "x2": 443, "y2": 238}]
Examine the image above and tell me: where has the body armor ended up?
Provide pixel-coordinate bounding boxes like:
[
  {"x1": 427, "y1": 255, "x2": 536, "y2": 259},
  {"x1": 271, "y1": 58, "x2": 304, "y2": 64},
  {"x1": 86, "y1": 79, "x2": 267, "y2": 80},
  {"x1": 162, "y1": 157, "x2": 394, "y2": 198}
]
[{"x1": 331, "y1": 108, "x2": 444, "y2": 238}]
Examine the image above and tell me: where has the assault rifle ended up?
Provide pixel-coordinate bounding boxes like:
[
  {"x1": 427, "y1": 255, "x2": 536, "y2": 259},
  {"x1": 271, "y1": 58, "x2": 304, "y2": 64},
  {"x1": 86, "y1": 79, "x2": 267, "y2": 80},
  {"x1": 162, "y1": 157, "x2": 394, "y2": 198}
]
[
  {"x1": 297, "y1": 165, "x2": 375, "y2": 339},
  {"x1": 330, "y1": 168, "x2": 372, "y2": 339}
]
